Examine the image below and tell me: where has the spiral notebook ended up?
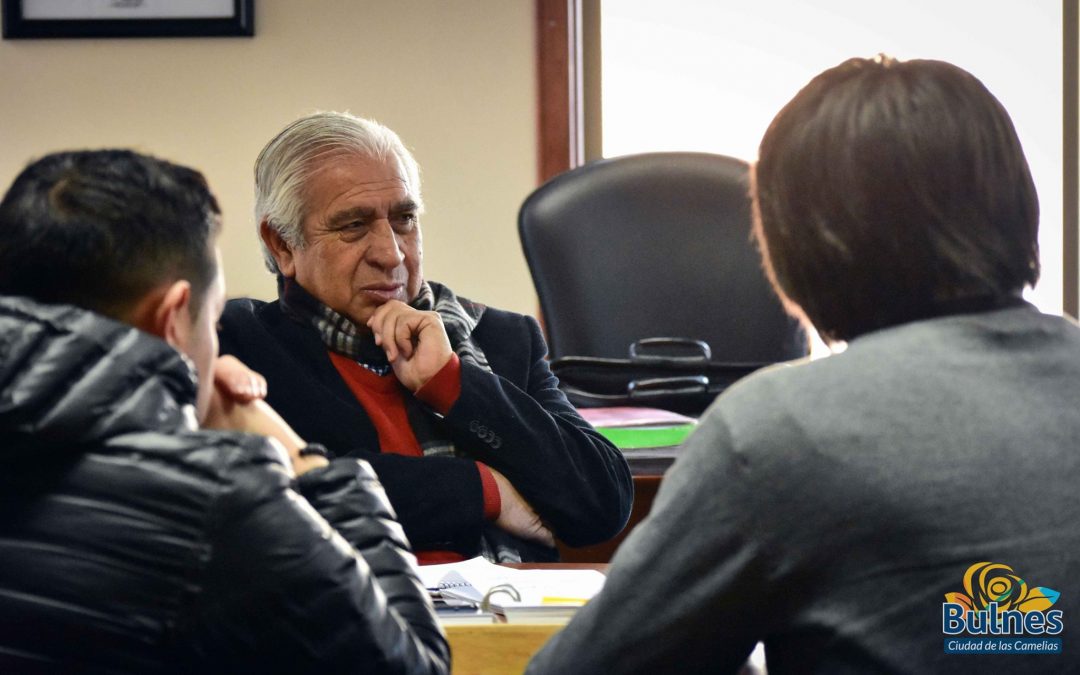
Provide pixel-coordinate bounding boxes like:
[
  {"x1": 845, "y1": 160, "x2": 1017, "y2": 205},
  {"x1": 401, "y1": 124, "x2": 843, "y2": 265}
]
[
  {"x1": 420, "y1": 557, "x2": 605, "y2": 623},
  {"x1": 434, "y1": 570, "x2": 486, "y2": 604}
]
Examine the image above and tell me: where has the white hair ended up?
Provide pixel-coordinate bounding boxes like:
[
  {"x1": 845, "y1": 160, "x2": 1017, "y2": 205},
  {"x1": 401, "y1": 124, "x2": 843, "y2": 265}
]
[{"x1": 254, "y1": 111, "x2": 423, "y2": 273}]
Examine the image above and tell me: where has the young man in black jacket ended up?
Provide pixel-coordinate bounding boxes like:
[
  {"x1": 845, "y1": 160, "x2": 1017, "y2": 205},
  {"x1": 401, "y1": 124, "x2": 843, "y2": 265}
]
[{"x1": 0, "y1": 149, "x2": 449, "y2": 674}]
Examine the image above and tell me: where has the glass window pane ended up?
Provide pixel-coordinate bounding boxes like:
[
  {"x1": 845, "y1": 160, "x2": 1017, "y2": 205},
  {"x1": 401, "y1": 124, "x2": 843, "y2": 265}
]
[{"x1": 602, "y1": 1, "x2": 1063, "y2": 314}]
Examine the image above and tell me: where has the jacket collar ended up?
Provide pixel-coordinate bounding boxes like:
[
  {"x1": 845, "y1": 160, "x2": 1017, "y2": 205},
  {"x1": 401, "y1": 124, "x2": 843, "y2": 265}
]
[{"x1": 0, "y1": 295, "x2": 199, "y2": 449}]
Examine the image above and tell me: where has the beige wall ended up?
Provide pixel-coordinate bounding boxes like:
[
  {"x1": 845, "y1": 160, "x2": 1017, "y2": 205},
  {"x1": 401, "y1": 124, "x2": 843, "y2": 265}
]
[{"x1": 0, "y1": 1, "x2": 540, "y2": 316}]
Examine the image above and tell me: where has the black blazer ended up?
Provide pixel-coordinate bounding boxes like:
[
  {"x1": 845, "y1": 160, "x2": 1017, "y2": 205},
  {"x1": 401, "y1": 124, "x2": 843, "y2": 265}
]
[{"x1": 219, "y1": 297, "x2": 633, "y2": 558}]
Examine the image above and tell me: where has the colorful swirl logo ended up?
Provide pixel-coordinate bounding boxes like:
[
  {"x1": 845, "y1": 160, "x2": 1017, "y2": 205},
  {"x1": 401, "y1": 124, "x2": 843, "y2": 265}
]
[{"x1": 944, "y1": 562, "x2": 1059, "y2": 614}]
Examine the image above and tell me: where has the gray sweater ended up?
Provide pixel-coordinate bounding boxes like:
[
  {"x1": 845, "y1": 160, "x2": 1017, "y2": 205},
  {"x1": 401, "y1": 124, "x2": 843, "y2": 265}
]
[{"x1": 529, "y1": 303, "x2": 1080, "y2": 674}]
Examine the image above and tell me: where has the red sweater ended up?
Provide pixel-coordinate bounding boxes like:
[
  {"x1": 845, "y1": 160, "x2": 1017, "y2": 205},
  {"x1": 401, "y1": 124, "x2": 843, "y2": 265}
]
[{"x1": 328, "y1": 352, "x2": 501, "y2": 564}]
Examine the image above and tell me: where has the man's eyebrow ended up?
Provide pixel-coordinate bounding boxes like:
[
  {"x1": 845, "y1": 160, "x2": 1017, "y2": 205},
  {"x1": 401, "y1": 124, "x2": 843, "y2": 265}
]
[
  {"x1": 327, "y1": 206, "x2": 375, "y2": 227},
  {"x1": 389, "y1": 199, "x2": 421, "y2": 214}
]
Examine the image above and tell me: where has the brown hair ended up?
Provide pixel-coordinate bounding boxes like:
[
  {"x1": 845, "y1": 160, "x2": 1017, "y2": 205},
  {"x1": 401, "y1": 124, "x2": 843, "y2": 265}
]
[
  {"x1": 753, "y1": 56, "x2": 1039, "y2": 343},
  {"x1": 0, "y1": 149, "x2": 221, "y2": 319}
]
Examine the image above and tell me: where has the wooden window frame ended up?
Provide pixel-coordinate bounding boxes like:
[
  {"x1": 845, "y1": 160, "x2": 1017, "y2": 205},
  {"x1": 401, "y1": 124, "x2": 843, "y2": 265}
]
[{"x1": 536, "y1": 0, "x2": 583, "y2": 183}]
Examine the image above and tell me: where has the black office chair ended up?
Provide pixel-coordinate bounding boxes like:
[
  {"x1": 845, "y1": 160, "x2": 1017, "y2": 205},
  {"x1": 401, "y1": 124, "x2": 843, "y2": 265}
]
[{"x1": 518, "y1": 152, "x2": 806, "y2": 411}]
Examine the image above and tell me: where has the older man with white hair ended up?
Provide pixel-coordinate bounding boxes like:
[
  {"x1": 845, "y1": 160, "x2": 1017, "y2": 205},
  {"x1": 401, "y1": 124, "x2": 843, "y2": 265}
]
[{"x1": 220, "y1": 111, "x2": 632, "y2": 563}]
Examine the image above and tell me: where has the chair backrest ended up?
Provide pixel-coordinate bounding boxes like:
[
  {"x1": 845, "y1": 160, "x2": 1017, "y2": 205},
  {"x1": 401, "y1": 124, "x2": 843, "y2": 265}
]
[{"x1": 518, "y1": 151, "x2": 807, "y2": 362}]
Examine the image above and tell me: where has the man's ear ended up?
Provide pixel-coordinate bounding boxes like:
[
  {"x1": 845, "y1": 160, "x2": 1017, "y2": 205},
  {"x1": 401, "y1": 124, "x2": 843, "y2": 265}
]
[
  {"x1": 130, "y1": 280, "x2": 193, "y2": 349},
  {"x1": 260, "y1": 220, "x2": 296, "y2": 277}
]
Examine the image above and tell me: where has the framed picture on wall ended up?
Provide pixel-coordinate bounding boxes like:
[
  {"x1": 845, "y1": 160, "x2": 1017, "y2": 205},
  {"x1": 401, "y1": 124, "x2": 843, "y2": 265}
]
[{"x1": 1, "y1": 0, "x2": 254, "y2": 39}]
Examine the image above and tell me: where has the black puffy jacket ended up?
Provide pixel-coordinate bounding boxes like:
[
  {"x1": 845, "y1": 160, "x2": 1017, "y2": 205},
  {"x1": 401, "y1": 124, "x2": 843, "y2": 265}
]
[{"x1": 0, "y1": 296, "x2": 449, "y2": 674}]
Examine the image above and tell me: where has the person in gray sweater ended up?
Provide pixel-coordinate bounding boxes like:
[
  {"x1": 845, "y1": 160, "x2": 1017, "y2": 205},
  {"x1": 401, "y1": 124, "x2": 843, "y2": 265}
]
[{"x1": 528, "y1": 56, "x2": 1080, "y2": 674}]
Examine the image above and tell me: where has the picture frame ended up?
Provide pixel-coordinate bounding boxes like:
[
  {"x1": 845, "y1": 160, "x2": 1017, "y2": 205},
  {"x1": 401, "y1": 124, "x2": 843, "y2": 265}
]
[{"x1": 1, "y1": 0, "x2": 254, "y2": 39}]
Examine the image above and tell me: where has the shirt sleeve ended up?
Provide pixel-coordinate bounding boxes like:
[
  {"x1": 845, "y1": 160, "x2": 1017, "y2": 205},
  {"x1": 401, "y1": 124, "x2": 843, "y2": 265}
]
[
  {"x1": 415, "y1": 353, "x2": 462, "y2": 414},
  {"x1": 475, "y1": 461, "x2": 502, "y2": 521}
]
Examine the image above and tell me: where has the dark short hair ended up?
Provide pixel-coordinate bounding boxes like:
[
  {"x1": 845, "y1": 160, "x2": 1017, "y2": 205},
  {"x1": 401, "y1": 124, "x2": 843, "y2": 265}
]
[
  {"x1": 0, "y1": 149, "x2": 221, "y2": 319},
  {"x1": 753, "y1": 56, "x2": 1039, "y2": 343}
]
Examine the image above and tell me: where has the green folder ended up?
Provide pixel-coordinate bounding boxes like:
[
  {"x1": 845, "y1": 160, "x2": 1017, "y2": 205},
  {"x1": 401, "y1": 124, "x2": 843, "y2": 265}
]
[{"x1": 595, "y1": 424, "x2": 695, "y2": 450}]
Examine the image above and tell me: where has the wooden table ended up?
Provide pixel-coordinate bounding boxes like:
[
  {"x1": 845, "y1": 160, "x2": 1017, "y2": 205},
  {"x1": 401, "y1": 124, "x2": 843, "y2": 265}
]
[
  {"x1": 445, "y1": 623, "x2": 562, "y2": 675},
  {"x1": 444, "y1": 563, "x2": 607, "y2": 675},
  {"x1": 622, "y1": 445, "x2": 680, "y2": 477}
]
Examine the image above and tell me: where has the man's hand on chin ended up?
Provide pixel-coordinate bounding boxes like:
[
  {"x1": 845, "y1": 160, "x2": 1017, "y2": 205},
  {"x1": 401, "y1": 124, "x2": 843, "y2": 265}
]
[{"x1": 367, "y1": 300, "x2": 453, "y2": 392}]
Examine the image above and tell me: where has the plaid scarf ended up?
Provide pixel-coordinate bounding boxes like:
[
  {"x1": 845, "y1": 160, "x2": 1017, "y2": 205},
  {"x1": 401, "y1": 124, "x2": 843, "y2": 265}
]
[
  {"x1": 279, "y1": 276, "x2": 490, "y2": 458},
  {"x1": 279, "y1": 278, "x2": 540, "y2": 561}
]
